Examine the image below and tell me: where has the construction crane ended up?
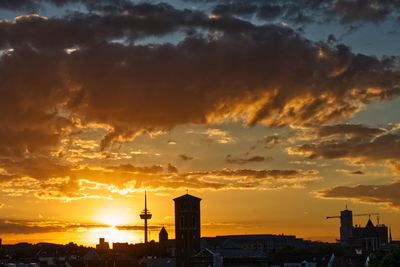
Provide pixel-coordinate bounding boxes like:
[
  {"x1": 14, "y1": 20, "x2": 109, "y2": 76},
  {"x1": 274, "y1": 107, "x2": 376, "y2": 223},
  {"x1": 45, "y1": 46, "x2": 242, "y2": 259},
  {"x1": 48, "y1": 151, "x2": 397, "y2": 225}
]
[{"x1": 326, "y1": 213, "x2": 380, "y2": 224}]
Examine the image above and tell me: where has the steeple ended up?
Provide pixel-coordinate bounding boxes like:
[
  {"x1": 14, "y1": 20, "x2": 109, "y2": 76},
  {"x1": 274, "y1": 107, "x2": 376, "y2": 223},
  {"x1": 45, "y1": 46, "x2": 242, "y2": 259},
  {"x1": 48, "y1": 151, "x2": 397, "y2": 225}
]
[
  {"x1": 145, "y1": 190, "x2": 147, "y2": 210},
  {"x1": 159, "y1": 226, "x2": 168, "y2": 246},
  {"x1": 365, "y1": 218, "x2": 374, "y2": 229},
  {"x1": 140, "y1": 191, "x2": 152, "y2": 244},
  {"x1": 389, "y1": 225, "x2": 393, "y2": 243}
]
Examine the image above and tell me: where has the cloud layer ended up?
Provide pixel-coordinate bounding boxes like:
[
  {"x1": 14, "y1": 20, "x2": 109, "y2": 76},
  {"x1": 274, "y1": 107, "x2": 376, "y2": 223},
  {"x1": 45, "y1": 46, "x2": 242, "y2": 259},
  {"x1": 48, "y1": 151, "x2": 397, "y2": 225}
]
[
  {"x1": 225, "y1": 154, "x2": 266, "y2": 164},
  {"x1": 292, "y1": 124, "x2": 400, "y2": 209},
  {"x1": 2, "y1": 0, "x2": 400, "y2": 25},
  {"x1": 1, "y1": 9, "x2": 399, "y2": 150},
  {"x1": 0, "y1": 162, "x2": 320, "y2": 201},
  {"x1": 0, "y1": 2, "x2": 399, "y2": 205},
  {"x1": 0, "y1": 218, "x2": 162, "y2": 234},
  {"x1": 289, "y1": 124, "x2": 400, "y2": 165},
  {"x1": 189, "y1": 0, "x2": 400, "y2": 25},
  {"x1": 319, "y1": 182, "x2": 400, "y2": 209}
]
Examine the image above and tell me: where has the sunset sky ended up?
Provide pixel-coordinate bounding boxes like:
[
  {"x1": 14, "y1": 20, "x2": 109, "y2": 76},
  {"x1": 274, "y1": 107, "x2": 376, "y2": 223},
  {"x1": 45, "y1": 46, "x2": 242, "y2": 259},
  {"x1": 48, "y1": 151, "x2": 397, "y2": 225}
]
[{"x1": 0, "y1": 0, "x2": 400, "y2": 246}]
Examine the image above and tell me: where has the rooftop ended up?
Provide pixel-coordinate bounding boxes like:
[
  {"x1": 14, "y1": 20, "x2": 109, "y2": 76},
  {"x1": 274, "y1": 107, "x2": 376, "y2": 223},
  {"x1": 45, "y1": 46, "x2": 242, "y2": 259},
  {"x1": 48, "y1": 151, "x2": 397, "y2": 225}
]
[{"x1": 173, "y1": 193, "x2": 201, "y2": 202}]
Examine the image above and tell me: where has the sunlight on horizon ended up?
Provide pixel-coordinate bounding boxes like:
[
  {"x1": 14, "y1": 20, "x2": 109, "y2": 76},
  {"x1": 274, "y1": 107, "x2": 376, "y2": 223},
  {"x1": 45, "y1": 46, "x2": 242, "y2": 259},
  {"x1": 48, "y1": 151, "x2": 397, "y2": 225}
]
[
  {"x1": 1, "y1": 228, "x2": 143, "y2": 247},
  {"x1": 82, "y1": 227, "x2": 143, "y2": 245}
]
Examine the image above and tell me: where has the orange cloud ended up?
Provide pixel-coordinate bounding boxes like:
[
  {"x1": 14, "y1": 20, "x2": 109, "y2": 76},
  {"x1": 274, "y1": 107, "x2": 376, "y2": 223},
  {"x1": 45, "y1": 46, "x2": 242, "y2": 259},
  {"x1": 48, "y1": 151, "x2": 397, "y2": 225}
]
[{"x1": 0, "y1": 159, "x2": 320, "y2": 201}]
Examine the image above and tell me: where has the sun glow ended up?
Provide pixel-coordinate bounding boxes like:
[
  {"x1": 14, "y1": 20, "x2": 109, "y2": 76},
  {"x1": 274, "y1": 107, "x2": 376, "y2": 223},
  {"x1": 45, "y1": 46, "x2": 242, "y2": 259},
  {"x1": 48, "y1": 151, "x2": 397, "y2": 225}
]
[
  {"x1": 96, "y1": 207, "x2": 132, "y2": 227},
  {"x1": 90, "y1": 206, "x2": 143, "y2": 245},
  {"x1": 82, "y1": 227, "x2": 143, "y2": 245}
]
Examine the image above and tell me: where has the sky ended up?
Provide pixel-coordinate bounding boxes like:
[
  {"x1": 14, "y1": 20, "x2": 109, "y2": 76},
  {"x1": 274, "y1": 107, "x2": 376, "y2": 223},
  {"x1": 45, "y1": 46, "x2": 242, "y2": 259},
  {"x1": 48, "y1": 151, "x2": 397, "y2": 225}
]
[{"x1": 0, "y1": 0, "x2": 400, "y2": 246}]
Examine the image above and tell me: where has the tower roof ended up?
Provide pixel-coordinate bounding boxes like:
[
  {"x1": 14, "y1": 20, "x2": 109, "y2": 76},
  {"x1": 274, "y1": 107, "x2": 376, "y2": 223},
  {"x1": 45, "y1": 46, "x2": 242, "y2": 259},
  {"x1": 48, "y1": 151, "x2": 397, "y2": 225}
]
[
  {"x1": 173, "y1": 193, "x2": 201, "y2": 202},
  {"x1": 365, "y1": 218, "x2": 375, "y2": 229},
  {"x1": 159, "y1": 226, "x2": 168, "y2": 235}
]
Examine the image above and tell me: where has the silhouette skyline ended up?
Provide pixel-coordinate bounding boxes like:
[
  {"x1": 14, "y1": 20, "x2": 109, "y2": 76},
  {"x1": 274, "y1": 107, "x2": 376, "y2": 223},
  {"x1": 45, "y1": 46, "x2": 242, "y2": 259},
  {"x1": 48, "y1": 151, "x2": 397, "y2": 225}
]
[{"x1": 1, "y1": 193, "x2": 394, "y2": 267}]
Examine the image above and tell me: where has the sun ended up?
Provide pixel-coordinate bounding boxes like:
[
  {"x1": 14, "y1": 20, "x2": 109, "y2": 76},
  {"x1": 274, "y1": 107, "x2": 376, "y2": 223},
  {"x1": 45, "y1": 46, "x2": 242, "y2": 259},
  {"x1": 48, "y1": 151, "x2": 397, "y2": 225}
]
[
  {"x1": 96, "y1": 207, "x2": 131, "y2": 227},
  {"x1": 88, "y1": 206, "x2": 142, "y2": 245}
]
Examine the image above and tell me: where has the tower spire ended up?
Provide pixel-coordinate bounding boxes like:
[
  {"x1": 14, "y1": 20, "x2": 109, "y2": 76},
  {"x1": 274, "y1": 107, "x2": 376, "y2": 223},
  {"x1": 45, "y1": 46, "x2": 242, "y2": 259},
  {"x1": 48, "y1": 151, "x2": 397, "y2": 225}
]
[
  {"x1": 140, "y1": 190, "x2": 152, "y2": 244},
  {"x1": 389, "y1": 225, "x2": 393, "y2": 243},
  {"x1": 145, "y1": 190, "x2": 147, "y2": 210}
]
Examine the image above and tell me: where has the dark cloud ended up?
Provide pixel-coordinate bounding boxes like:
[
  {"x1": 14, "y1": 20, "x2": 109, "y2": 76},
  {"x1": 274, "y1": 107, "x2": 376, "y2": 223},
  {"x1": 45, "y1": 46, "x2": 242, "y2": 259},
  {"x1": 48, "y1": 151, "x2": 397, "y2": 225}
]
[
  {"x1": 0, "y1": 0, "x2": 130, "y2": 11},
  {"x1": 192, "y1": 0, "x2": 317, "y2": 23},
  {"x1": 289, "y1": 124, "x2": 400, "y2": 179},
  {"x1": 328, "y1": 0, "x2": 394, "y2": 24},
  {"x1": 191, "y1": 0, "x2": 400, "y2": 25},
  {"x1": 0, "y1": 4, "x2": 398, "y2": 150},
  {"x1": 179, "y1": 154, "x2": 194, "y2": 161},
  {"x1": 208, "y1": 1, "x2": 314, "y2": 24},
  {"x1": 317, "y1": 124, "x2": 385, "y2": 138},
  {"x1": 67, "y1": 35, "x2": 399, "y2": 148},
  {"x1": 0, "y1": 3, "x2": 274, "y2": 53},
  {"x1": 336, "y1": 169, "x2": 365, "y2": 175},
  {"x1": 1, "y1": 0, "x2": 400, "y2": 26},
  {"x1": 0, "y1": 157, "x2": 71, "y2": 180},
  {"x1": 0, "y1": 128, "x2": 60, "y2": 157},
  {"x1": 225, "y1": 154, "x2": 265, "y2": 164},
  {"x1": 319, "y1": 182, "x2": 400, "y2": 208},
  {"x1": 0, "y1": 219, "x2": 65, "y2": 234},
  {"x1": 212, "y1": 2, "x2": 259, "y2": 17},
  {"x1": 0, "y1": 5, "x2": 212, "y2": 50},
  {"x1": 290, "y1": 124, "x2": 400, "y2": 162},
  {"x1": 0, "y1": 46, "x2": 71, "y2": 158},
  {"x1": 167, "y1": 163, "x2": 178, "y2": 173},
  {"x1": 262, "y1": 134, "x2": 281, "y2": 148},
  {"x1": 257, "y1": 3, "x2": 286, "y2": 20}
]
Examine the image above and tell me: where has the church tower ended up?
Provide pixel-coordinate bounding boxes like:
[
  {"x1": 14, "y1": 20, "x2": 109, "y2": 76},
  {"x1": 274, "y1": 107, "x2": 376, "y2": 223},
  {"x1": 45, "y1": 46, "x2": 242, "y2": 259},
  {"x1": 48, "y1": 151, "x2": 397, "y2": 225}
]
[{"x1": 174, "y1": 194, "x2": 201, "y2": 267}]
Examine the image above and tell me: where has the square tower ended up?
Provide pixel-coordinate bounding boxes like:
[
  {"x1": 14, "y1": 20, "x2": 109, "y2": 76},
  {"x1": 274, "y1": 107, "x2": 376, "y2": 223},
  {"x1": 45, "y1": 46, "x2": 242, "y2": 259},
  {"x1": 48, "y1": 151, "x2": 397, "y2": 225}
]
[
  {"x1": 174, "y1": 194, "x2": 201, "y2": 267},
  {"x1": 340, "y1": 208, "x2": 353, "y2": 246}
]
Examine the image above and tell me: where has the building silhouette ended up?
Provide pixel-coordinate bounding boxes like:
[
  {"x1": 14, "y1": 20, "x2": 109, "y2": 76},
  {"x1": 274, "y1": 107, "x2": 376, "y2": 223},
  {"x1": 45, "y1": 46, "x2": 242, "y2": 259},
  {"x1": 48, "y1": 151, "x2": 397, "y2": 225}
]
[
  {"x1": 159, "y1": 227, "x2": 169, "y2": 247},
  {"x1": 174, "y1": 194, "x2": 201, "y2": 267},
  {"x1": 96, "y1": 238, "x2": 109, "y2": 250},
  {"x1": 353, "y1": 218, "x2": 388, "y2": 252},
  {"x1": 328, "y1": 207, "x2": 389, "y2": 252},
  {"x1": 140, "y1": 191, "x2": 152, "y2": 244},
  {"x1": 340, "y1": 208, "x2": 353, "y2": 246}
]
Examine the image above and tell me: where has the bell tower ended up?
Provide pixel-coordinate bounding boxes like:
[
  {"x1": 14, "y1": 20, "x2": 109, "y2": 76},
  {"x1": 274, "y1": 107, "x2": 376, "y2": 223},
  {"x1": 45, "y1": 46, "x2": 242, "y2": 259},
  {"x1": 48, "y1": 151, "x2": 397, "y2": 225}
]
[{"x1": 174, "y1": 194, "x2": 201, "y2": 267}]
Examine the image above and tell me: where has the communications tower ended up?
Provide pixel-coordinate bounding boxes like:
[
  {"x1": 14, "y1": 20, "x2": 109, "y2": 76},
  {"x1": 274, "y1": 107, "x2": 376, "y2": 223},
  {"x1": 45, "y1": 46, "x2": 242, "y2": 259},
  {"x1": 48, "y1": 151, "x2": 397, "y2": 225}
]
[{"x1": 140, "y1": 191, "x2": 152, "y2": 244}]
